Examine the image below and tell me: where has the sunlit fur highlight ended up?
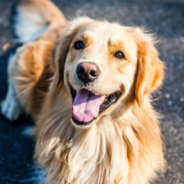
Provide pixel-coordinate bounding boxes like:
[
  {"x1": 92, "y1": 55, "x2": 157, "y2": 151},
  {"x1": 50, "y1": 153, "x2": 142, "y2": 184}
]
[{"x1": 2, "y1": 0, "x2": 166, "y2": 184}]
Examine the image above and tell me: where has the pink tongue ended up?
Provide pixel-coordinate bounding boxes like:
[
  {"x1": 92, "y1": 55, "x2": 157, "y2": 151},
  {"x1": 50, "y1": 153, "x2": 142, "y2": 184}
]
[{"x1": 72, "y1": 90, "x2": 101, "y2": 123}]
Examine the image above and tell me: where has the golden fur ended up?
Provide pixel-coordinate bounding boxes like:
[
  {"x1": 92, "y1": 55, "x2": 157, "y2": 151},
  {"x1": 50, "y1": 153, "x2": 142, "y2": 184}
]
[{"x1": 2, "y1": 0, "x2": 166, "y2": 183}]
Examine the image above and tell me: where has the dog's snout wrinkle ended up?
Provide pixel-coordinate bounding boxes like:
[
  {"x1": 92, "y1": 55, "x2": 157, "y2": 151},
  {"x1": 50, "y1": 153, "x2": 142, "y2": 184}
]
[{"x1": 77, "y1": 62, "x2": 101, "y2": 85}]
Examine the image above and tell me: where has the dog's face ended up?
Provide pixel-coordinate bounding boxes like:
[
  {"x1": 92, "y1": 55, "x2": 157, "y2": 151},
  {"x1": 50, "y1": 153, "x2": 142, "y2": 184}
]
[{"x1": 53, "y1": 18, "x2": 164, "y2": 129}]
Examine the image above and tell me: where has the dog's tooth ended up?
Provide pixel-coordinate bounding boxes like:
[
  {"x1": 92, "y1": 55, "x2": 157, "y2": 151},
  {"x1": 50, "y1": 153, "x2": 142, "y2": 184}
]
[{"x1": 100, "y1": 96, "x2": 106, "y2": 105}]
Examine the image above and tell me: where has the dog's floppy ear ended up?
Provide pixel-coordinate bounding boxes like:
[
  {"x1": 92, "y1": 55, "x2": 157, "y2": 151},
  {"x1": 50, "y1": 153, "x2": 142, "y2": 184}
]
[
  {"x1": 134, "y1": 28, "x2": 165, "y2": 106},
  {"x1": 52, "y1": 30, "x2": 77, "y2": 88},
  {"x1": 52, "y1": 17, "x2": 93, "y2": 88}
]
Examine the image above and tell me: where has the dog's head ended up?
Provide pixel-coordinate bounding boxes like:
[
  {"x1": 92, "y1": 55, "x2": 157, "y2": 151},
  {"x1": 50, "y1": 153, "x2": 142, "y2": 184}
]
[{"x1": 52, "y1": 17, "x2": 164, "y2": 129}]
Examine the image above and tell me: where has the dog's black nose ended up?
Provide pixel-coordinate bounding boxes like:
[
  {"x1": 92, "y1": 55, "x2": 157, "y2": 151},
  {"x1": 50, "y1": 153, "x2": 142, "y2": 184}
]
[{"x1": 77, "y1": 62, "x2": 100, "y2": 84}]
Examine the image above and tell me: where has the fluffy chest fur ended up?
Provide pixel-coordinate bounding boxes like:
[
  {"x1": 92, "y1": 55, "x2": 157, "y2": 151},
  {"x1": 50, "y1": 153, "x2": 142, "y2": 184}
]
[{"x1": 35, "y1": 86, "x2": 164, "y2": 184}]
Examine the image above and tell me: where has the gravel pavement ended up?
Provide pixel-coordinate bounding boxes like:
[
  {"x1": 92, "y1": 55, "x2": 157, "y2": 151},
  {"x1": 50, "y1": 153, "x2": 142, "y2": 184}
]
[{"x1": 0, "y1": 0, "x2": 184, "y2": 183}]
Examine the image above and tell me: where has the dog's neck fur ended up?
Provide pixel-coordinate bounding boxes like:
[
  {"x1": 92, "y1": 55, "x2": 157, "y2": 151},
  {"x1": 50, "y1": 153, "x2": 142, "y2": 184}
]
[{"x1": 36, "y1": 86, "x2": 164, "y2": 184}]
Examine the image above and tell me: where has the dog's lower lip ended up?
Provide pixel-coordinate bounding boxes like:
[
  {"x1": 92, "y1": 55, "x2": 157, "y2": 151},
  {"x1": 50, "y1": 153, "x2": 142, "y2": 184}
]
[{"x1": 72, "y1": 116, "x2": 94, "y2": 125}]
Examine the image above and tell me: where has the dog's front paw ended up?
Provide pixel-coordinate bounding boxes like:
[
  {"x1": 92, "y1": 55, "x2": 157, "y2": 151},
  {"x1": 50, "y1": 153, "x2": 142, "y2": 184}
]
[{"x1": 1, "y1": 85, "x2": 23, "y2": 121}]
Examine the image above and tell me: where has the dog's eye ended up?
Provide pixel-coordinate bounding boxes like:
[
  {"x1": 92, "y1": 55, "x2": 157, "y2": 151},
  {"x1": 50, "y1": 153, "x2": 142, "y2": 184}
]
[
  {"x1": 74, "y1": 41, "x2": 84, "y2": 50},
  {"x1": 114, "y1": 51, "x2": 125, "y2": 59}
]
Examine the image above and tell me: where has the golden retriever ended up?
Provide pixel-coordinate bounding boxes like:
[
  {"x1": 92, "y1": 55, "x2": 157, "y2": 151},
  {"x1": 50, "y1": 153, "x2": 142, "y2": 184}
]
[{"x1": 1, "y1": 0, "x2": 165, "y2": 183}]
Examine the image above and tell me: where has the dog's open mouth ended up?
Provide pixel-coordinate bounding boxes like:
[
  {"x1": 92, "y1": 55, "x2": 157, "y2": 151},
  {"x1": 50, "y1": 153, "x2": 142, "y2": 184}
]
[{"x1": 70, "y1": 87, "x2": 122, "y2": 126}]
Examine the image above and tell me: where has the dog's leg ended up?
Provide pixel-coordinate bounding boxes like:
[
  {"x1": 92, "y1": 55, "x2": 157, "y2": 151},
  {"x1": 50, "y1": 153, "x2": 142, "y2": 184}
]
[
  {"x1": 1, "y1": 83, "x2": 23, "y2": 121},
  {"x1": 1, "y1": 54, "x2": 23, "y2": 121}
]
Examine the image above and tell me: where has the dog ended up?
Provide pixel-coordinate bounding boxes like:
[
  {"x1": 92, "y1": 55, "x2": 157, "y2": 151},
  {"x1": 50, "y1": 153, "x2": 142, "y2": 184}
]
[{"x1": 1, "y1": 0, "x2": 166, "y2": 183}]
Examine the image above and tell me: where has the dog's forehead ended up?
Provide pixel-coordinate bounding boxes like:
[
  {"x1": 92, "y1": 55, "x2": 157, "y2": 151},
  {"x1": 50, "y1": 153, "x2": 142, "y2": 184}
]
[
  {"x1": 79, "y1": 22, "x2": 120, "y2": 36},
  {"x1": 76, "y1": 21, "x2": 136, "y2": 47}
]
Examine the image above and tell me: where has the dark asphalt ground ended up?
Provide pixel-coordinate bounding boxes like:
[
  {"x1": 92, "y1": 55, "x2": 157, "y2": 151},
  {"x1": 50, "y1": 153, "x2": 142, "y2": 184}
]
[{"x1": 0, "y1": 0, "x2": 184, "y2": 184}]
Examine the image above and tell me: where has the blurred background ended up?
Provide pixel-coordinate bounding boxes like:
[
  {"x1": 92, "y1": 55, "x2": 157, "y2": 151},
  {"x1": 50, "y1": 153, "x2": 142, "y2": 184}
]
[{"x1": 0, "y1": 0, "x2": 184, "y2": 183}]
